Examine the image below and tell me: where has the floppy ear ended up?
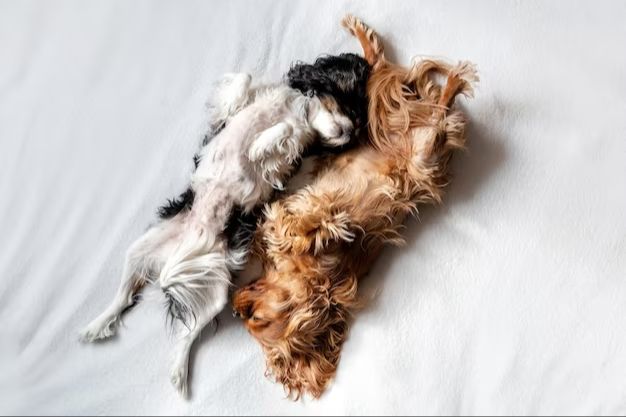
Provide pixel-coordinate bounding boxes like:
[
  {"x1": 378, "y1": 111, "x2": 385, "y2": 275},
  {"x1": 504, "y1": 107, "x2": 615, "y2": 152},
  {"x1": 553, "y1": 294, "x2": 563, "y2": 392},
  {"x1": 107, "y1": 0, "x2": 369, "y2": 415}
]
[
  {"x1": 265, "y1": 274, "x2": 359, "y2": 399},
  {"x1": 287, "y1": 54, "x2": 370, "y2": 98},
  {"x1": 286, "y1": 62, "x2": 334, "y2": 97},
  {"x1": 323, "y1": 53, "x2": 370, "y2": 93}
]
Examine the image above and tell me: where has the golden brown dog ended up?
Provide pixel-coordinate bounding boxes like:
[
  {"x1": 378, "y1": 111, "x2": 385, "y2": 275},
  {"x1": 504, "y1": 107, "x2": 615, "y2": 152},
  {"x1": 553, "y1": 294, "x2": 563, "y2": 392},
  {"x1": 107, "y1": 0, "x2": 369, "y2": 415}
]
[{"x1": 233, "y1": 15, "x2": 478, "y2": 399}]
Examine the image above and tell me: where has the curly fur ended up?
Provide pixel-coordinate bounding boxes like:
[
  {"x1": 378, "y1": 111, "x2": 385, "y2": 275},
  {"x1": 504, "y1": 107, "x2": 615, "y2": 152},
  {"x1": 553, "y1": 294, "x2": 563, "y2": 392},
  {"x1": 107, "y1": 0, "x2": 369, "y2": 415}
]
[
  {"x1": 233, "y1": 15, "x2": 478, "y2": 399},
  {"x1": 80, "y1": 54, "x2": 370, "y2": 398}
]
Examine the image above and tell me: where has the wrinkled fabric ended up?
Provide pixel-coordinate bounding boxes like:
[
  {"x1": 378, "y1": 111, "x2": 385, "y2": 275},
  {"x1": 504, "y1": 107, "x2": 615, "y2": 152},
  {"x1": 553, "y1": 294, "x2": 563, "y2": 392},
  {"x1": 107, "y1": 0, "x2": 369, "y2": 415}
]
[{"x1": 1, "y1": 0, "x2": 625, "y2": 415}]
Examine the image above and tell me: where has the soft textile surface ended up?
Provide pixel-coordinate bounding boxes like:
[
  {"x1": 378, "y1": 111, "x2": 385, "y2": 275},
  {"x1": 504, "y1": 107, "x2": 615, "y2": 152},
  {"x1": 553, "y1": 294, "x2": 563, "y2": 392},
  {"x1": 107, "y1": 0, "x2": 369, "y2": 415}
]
[{"x1": 1, "y1": 1, "x2": 625, "y2": 415}]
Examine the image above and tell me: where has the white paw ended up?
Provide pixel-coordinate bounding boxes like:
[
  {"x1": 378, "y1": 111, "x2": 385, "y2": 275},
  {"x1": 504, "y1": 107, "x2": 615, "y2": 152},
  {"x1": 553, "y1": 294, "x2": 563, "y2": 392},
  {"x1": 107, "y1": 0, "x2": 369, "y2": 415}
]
[
  {"x1": 315, "y1": 112, "x2": 353, "y2": 148},
  {"x1": 247, "y1": 141, "x2": 268, "y2": 162},
  {"x1": 209, "y1": 73, "x2": 252, "y2": 127},
  {"x1": 79, "y1": 317, "x2": 117, "y2": 342},
  {"x1": 221, "y1": 72, "x2": 252, "y2": 87},
  {"x1": 322, "y1": 134, "x2": 351, "y2": 147},
  {"x1": 170, "y1": 365, "x2": 189, "y2": 398},
  {"x1": 248, "y1": 123, "x2": 293, "y2": 162},
  {"x1": 216, "y1": 73, "x2": 251, "y2": 110}
]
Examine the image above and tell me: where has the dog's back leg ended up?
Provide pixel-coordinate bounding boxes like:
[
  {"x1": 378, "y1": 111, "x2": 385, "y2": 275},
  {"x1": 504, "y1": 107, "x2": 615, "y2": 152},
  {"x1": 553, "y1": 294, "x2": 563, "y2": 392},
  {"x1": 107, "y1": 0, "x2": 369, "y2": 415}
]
[
  {"x1": 437, "y1": 61, "x2": 478, "y2": 108},
  {"x1": 410, "y1": 61, "x2": 478, "y2": 181},
  {"x1": 79, "y1": 220, "x2": 179, "y2": 342},
  {"x1": 169, "y1": 277, "x2": 229, "y2": 398},
  {"x1": 157, "y1": 231, "x2": 231, "y2": 396}
]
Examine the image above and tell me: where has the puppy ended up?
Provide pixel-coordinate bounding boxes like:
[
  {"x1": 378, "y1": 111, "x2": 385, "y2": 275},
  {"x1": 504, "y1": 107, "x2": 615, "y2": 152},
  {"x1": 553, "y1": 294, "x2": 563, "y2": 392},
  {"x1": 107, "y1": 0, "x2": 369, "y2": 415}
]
[
  {"x1": 233, "y1": 16, "x2": 478, "y2": 399},
  {"x1": 80, "y1": 53, "x2": 370, "y2": 397}
]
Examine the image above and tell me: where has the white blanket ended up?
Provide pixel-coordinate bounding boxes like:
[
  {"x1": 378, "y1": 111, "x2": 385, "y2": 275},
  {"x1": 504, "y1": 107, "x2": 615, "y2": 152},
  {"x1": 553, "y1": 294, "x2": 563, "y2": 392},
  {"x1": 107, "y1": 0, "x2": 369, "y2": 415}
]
[{"x1": 1, "y1": 1, "x2": 625, "y2": 414}]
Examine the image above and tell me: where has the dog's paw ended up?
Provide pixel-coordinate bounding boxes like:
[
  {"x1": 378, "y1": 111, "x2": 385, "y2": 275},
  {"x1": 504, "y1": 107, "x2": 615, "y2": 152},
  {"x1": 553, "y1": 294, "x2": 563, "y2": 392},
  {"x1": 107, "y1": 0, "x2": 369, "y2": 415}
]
[
  {"x1": 209, "y1": 72, "x2": 252, "y2": 128},
  {"x1": 321, "y1": 134, "x2": 351, "y2": 148},
  {"x1": 248, "y1": 123, "x2": 293, "y2": 162},
  {"x1": 451, "y1": 61, "x2": 479, "y2": 98},
  {"x1": 170, "y1": 365, "x2": 189, "y2": 398},
  {"x1": 217, "y1": 73, "x2": 252, "y2": 107},
  {"x1": 220, "y1": 72, "x2": 252, "y2": 87},
  {"x1": 315, "y1": 112, "x2": 353, "y2": 148},
  {"x1": 79, "y1": 317, "x2": 117, "y2": 342}
]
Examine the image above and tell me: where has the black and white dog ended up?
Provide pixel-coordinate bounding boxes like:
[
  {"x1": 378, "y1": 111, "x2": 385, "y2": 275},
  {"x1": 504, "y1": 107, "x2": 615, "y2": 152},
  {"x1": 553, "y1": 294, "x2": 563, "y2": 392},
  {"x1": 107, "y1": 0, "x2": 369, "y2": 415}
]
[{"x1": 80, "y1": 54, "x2": 370, "y2": 396}]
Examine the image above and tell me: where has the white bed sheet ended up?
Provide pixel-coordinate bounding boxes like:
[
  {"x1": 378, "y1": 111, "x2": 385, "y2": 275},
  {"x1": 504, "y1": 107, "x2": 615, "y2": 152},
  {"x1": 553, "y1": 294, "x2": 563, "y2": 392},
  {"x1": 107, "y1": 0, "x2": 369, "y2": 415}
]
[{"x1": 1, "y1": 0, "x2": 625, "y2": 415}]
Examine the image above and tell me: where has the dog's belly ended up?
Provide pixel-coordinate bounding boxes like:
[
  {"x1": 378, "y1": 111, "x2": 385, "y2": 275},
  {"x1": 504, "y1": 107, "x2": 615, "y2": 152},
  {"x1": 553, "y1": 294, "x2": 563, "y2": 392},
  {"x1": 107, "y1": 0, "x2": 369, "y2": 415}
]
[{"x1": 316, "y1": 146, "x2": 392, "y2": 196}]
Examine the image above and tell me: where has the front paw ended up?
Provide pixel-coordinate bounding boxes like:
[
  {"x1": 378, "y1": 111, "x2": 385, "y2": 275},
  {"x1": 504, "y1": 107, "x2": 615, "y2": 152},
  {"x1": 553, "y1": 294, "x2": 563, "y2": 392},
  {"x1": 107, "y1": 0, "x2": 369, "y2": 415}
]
[
  {"x1": 248, "y1": 123, "x2": 293, "y2": 162},
  {"x1": 317, "y1": 114, "x2": 354, "y2": 148},
  {"x1": 321, "y1": 134, "x2": 351, "y2": 147}
]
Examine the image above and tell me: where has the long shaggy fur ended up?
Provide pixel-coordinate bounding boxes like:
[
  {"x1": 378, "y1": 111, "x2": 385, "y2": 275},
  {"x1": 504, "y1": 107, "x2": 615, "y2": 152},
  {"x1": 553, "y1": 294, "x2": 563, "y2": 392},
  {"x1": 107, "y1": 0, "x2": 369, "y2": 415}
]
[
  {"x1": 80, "y1": 55, "x2": 370, "y2": 397},
  {"x1": 233, "y1": 15, "x2": 478, "y2": 399}
]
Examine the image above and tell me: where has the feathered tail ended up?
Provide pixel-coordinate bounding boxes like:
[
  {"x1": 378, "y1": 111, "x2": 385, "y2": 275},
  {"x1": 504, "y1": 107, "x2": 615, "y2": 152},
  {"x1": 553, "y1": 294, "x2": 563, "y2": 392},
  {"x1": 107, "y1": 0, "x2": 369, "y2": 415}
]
[{"x1": 159, "y1": 221, "x2": 231, "y2": 329}]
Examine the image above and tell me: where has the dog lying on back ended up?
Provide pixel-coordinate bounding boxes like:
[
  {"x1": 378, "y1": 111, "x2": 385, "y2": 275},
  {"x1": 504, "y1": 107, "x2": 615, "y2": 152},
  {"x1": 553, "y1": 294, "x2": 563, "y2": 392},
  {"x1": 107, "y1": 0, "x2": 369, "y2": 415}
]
[
  {"x1": 80, "y1": 53, "x2": 370, "y2": 397},
  {"x1": 233, "y1": 16, "x2": 478, "y2": 399}
]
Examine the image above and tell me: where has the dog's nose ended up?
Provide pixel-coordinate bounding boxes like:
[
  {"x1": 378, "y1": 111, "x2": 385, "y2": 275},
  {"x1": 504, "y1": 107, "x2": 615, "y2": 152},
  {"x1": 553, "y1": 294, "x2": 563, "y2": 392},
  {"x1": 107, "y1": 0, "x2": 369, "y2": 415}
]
[{"x1": 232, "y1": 309, "x2": 241, "y2": 318}]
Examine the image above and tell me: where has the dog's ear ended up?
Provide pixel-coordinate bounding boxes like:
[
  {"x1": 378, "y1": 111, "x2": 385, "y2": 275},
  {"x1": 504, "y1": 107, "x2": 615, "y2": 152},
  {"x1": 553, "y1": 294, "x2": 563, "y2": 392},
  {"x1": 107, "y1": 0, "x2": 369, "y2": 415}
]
[
  {"x1": 266, "y1": 274, "x2": 358, "y2": 399},
  {"x1": 287, "y1": 55, "x2": 370, "y2": 98},
  {"x1": 286, "y1": 62, "x2": 334, "y2": 98},
  {"x1": 327, "y1": 53, "x2": 370, "y2": 93}
]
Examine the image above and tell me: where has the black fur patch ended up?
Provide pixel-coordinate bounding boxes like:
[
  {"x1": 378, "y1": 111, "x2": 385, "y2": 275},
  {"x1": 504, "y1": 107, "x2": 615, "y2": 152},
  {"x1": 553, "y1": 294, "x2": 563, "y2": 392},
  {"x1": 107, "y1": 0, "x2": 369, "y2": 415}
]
[
  {"x1": 157, "y1": 130, "x2": 220, "y2": 221},
  {"x1": 164, "y1": 290, "x2": 196, "y2": 330},
  {"x1": 287, "y1": 53, "x2": 370, "y2": 143},
  {"x1": 201, "y1": 132, "x2": 212, "y2": 147},
  {"x1": 193, "y1": 153, "x2": 201, "y2": 169},
  {"x1": 157, "y1": 187, "x2": 195, "y2": 219},
  {"x1": 224, "y1": 205, "x2": 259, "y2": 254}
]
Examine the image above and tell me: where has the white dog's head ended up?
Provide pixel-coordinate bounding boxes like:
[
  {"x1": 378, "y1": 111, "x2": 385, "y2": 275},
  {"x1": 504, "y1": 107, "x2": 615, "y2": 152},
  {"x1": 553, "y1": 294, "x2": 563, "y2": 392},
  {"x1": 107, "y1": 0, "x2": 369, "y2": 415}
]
[{"x1": 287, "y1": 53, "x2": 370, "y2": 146}]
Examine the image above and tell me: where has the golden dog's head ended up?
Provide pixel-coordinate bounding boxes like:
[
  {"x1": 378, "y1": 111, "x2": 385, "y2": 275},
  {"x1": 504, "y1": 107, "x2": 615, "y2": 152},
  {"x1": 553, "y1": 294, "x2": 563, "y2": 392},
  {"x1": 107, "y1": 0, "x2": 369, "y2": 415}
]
[{"x1": 233, "y1": 251, "x2": 358, "y2": 399}]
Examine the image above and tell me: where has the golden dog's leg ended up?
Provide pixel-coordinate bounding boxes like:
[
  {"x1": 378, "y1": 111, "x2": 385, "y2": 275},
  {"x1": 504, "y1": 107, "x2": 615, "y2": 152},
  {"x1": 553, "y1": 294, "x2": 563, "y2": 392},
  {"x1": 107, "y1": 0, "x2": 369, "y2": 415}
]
[
  {"x1": 341, "y1": 14, "x2": 384, "y2": 67},
  {"x1": 438, "y1": 61, "x2": 479, "y2": 108},
  {"x1": 412, "y1": 61, "x2": 478, "y2": 168}
]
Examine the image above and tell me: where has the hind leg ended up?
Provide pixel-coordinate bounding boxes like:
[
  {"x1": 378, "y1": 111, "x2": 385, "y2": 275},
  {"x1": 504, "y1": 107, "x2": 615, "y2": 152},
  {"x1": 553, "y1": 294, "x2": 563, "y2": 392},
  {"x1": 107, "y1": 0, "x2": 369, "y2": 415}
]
[
  {"x1": 437, "y1": 61, "x2": 478, "y2": 108},
  {"x1": 169, "y1": 280, "x2": 229, "y2": 397},
  {"x1": 411, "y1": 61, "x2": 479, "y2": 165},
  {"x1": 80, "y1": 221, "x2": 179, "y2": 342}
]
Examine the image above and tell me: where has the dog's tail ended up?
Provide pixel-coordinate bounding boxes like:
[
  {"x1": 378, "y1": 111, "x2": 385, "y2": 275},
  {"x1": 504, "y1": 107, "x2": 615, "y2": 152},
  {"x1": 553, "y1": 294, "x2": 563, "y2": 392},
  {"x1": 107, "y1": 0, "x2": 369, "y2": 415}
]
[
  {"x1": 159, "y1": 221, "x2": 231, "y2": 329},
  {"x1": 342, "y1": 15, "x2": 385, "y2": 67}
]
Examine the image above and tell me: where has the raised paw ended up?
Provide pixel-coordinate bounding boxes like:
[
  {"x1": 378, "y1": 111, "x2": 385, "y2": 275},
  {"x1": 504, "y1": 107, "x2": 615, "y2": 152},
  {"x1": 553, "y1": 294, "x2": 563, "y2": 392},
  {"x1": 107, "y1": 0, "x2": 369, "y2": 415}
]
[
  {"x1": 217, "y1": 73, "x2": 252, "y2": 104},
  {"x1": 247, "y1": 123, "x2": 293, "y2": 162},
  {"x1": 449, "y1": 61, "x2": 479, "y2": 98},
  {"x1": 209, "y1": 72, "x2": 252, "y2": 129},
  {"x1": 311, "y1": 103, "x2": 353, "y2": 148}
]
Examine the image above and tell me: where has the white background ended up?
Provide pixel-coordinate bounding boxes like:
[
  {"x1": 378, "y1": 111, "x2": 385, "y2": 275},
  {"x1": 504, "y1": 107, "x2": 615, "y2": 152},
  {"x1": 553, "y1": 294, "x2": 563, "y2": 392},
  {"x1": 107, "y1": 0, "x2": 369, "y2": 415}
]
[{"x1": 1, "y1": 0, "x2": 625, "y2": 414}]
